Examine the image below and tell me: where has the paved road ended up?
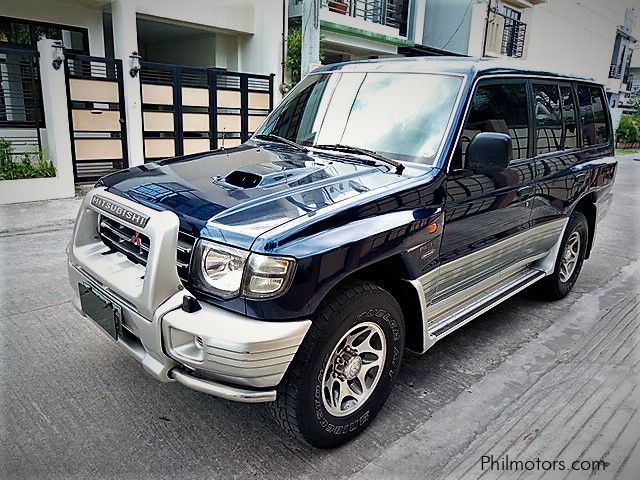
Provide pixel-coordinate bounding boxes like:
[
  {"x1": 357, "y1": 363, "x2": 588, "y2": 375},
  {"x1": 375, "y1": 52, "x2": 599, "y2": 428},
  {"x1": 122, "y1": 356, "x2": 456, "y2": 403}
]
[{"x1": 1, "y1": 155, "x2": 638, "y2": 480}]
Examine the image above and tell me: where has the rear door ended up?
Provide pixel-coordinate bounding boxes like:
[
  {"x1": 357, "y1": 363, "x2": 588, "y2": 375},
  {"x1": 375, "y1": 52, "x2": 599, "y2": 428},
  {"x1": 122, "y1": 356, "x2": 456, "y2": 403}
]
[
  {"x1": 437, "y1": 78, "x2": 535, "y2": 299},
  {"x1": 528, "y1": 81, "x2": 583, "y2": 257}
]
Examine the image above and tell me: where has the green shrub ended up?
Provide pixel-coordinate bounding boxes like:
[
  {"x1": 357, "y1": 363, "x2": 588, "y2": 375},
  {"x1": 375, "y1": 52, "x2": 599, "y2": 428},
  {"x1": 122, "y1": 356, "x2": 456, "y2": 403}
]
[
  {"x1": 616, "y1": 115, "x2": 640, "y2": 144},
  {"x1": 285, "y1": 27, "x2": 303, "y2": 89},
  {"x1": 0, "y1": 138, "x2": 56, "y2": 181},
  {"x1": 283, "y1": 23, "x2": 325, "y2": 92}
]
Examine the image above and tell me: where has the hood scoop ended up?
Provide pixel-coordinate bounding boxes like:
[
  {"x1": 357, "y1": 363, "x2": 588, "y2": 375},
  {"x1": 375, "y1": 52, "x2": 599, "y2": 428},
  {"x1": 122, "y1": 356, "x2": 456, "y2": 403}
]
[
  {"x1": 224, "y1": 170, "x2": 262, "y2": 188},
  {"x1": 218, "y1": 161, "x2": 326, "y2": 190}
]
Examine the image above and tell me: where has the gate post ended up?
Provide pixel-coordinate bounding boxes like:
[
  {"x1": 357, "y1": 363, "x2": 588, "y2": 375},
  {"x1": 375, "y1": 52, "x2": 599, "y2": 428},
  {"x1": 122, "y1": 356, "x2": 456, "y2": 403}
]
[
  {"x1": 37, "y1": 39, "x2": 75, "y2": 198},
  {"x1": 112, "y1": 0, "x2": 144, "y2": 167}
]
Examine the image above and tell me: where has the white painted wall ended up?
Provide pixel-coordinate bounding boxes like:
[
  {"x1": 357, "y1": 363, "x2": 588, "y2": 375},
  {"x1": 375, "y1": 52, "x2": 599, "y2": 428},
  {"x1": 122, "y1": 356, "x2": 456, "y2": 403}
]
[
  {"x1": 0, "y1": 0, "x2": 105, "y2": 56},
  {"x1": 134, "y1": 0, "x2": 256, "y2": 35},
  {"x1": 239, "y1": 0, "x2": 285, "y2": 101},
  {"x1": 0, "y1": 39, "x2": 75, "y2": 205},
  {"x1": 524, "y1": 0, "x2": 638, "y2": 85},
  {"x1": 425, "y1": 0, "x2": 476, "y2": 55},
  {"x1": 410, "y1": 0, "x2": 427, "y2": 46},
  {"x1": 216, "y1": 34, "x2": 240, "y2": 71},
  {"x1": 458, "y1": 0, "x2": 639, "y2": 86}
]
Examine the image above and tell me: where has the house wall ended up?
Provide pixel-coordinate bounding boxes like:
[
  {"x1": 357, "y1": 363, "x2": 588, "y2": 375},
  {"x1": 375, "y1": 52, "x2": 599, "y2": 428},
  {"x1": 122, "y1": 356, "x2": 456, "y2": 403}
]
[
  {"x1": 134, "y1": 0, "x2": 256, "y2": 35},
  {"x1": 424, "y1": 0, "x2": 638, "y2": 85},
  {"x1": 0, "y1": 0, "x2": 105, "y2": 56},
  {"x1": 524, "y1": 0, "x2": 636, "y2": 85},
  {"x1": 423, "y1": 0, "x2": 475, "y2": 55}
]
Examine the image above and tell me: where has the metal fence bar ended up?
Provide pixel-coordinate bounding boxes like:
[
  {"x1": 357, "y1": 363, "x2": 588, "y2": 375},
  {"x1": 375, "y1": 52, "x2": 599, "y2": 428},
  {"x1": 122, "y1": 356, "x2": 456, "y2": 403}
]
[
  {"x1": 139, "y1": 61, "x2": 274, "y2": 161},
  {"x1": 490, "y1": 8, "x2": 527, "y2": 58},
  {"x1": 64, "y1": 52, "x2": 128, "y2": 183},
  {"x1": 0, "y1": 47, "x2": 44, "y2": 165},
  {"x1": 0, "y1": 48, "x2": 44, "y2": 128},
  {"x1": 209, "y1": 70, "x2": 218, "y2": 150},
  {"x1": 240, "y1": 74, "x2": 249, "y2": 143},
  {"x1": 172, "y1": 67, "x2": 184, "y2": 157}
]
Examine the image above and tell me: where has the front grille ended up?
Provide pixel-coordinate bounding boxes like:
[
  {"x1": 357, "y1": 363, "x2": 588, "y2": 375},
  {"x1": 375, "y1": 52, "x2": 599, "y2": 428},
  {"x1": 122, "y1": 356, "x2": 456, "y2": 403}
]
[
  {"x1": 98, "y1": 215, "x2": 195, "y2": 284},
  {"x1": 99, "y1": 215, "x2": 150, "y2": 264},
  {"x1": 176, "y1": 231, "x2": 195, "y2": 282}
]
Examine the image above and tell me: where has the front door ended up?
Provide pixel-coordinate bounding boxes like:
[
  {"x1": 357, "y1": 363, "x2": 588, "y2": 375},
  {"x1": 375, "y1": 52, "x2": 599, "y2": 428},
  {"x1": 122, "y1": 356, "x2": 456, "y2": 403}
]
[{"x1": 436, "y1": 79, "x2": 535, "y2": 300}]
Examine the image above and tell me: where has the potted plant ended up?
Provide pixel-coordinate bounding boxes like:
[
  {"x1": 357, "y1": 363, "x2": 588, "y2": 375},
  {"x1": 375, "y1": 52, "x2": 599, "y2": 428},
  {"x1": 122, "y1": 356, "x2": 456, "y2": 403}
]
[{"x1": 328, "y1": 0, "x2": 349, "y2": 15}]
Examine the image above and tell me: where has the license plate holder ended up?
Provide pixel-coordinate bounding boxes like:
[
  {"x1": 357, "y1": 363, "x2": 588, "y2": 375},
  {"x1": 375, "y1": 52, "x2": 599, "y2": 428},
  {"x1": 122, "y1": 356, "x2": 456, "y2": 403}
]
[{"x1": 79, "y1": 282, "x2": 122, "y2": 339}]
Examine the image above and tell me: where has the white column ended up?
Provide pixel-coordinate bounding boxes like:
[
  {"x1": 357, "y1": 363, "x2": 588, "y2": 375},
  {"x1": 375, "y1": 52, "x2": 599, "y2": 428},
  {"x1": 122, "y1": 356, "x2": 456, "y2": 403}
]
[
  {"x1": 112, "y1": 0, "x2": 144, "y2": 167},
  {"x1": 301, "y1": 0, "x2": 321, "y2": 78},
  {"x1": 411, "y1": 0, "x2": 427, "y2": 45},
  {"x1": 239, "y1": 0, "x2": 285, "y2": 102},
  {"x1": 468, "y1": 1, "x2": 490, "y2": 57},
  {"x1": 37, "y1": 39, "x2": 75, "y2": 198}
]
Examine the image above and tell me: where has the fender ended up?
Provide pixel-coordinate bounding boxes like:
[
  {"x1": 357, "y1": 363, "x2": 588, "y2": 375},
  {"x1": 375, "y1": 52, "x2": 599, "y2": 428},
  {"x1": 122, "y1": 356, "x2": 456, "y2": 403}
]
[{"x1": 244, "y1": 176, "x2": 446, "y2": 319}]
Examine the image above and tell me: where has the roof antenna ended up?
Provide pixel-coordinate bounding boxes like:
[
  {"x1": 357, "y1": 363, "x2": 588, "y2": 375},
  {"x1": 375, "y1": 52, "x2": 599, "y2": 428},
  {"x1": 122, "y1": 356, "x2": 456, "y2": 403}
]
[{"x1": 221, "y1": 128, "x2": 226, "y2": 150}]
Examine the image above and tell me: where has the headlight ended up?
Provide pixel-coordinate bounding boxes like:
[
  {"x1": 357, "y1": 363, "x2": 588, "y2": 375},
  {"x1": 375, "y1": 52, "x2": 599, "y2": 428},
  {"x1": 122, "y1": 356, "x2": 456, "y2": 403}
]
[
  {"x1": 193, "y1": 240, "x2": 296, "y2": 300},
  {"x1": 243, "y1": 253, "x2": 296, "y2": 299},
  {"x1": 195, "y1": 240, "x2": 248, "y2": 299}
]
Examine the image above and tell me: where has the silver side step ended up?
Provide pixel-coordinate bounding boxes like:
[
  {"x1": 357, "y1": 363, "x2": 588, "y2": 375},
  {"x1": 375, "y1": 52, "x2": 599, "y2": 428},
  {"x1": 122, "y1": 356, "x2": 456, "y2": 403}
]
[{"x1": 427, "y1": 267, "x2": 545, "y2": 338}]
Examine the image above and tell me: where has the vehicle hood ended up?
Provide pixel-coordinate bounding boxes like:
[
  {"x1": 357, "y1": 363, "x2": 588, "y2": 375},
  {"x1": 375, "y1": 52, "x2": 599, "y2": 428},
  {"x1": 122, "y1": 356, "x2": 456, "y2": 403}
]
[{"x1": 101, "y1": 142, "x2": 429, "y2": 249}]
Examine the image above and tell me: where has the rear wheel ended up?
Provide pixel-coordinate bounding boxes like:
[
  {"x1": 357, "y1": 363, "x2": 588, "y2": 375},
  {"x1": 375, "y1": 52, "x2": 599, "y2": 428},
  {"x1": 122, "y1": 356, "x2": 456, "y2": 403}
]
[
  {"x1": 537, "y1": 211, "x2": 588, "y2": 300},
  {"x1": 268, "y1": 280, "x2": 405, "y2": 448}
]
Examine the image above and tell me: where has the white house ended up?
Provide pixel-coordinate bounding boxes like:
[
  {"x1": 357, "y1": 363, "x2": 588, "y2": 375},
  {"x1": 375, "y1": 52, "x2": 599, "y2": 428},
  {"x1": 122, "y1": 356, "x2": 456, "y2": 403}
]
[
  {"x1": 287, "y1": 0, "x2": 419, "y2": 64},
  {"x1": 419, "y1": 0, "x2": 638, "y2": 126},
  {"x1": 0, "y1": 0, "x2": 285, "y2": 204}
]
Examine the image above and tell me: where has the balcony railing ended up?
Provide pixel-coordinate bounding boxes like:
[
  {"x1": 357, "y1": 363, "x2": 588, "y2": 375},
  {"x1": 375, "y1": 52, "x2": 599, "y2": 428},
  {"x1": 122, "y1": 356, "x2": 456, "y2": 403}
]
[
  {"x1": 610, "y1": 63, "x2": 622, "y2": 79},
  {"x1": 295, "y1": 0, "x2": 408, "y2": 35},
  {"x1": 486, "y1": 9, "x2": 527, "y2": 58}
]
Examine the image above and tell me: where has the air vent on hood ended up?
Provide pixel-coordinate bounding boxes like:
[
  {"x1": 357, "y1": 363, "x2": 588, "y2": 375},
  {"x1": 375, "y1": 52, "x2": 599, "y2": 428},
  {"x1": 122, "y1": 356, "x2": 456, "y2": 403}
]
[{"x1": 224, "y1": 170, "x2": 262, "y2": 188}]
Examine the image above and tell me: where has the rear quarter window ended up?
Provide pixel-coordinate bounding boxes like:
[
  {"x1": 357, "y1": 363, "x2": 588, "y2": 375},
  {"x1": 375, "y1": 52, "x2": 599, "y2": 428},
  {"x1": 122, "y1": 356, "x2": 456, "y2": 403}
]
[
  {"x1": 577, "y1": 85, "x2": 610, "y2": 146},
  {"x1": 533, "y1": 83, "x2": 563, "y2": 154}
]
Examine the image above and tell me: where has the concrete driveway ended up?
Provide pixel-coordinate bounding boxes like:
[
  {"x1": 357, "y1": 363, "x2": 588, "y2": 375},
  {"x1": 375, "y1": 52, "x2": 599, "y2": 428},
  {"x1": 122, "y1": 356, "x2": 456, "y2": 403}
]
[{"x1": 1, "y1": 154, "x2": 638, "y2": 479}]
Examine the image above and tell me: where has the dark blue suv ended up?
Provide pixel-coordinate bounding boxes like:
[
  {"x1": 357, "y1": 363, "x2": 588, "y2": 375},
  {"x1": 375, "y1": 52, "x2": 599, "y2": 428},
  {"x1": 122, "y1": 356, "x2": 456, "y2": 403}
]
[{"x1": 68, "y1": 57, "x2": 617, "y2": 447}]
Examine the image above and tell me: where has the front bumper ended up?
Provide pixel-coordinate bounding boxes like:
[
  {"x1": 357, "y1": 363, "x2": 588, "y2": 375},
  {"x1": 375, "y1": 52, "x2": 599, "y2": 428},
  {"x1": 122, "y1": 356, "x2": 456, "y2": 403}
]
[{"x1": 68, "y1": 188, "x2": 311, "y2": 402}]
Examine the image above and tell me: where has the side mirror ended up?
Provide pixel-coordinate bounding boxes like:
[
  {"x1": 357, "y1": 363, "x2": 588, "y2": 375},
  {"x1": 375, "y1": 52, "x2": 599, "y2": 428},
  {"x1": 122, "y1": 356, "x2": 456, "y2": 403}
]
[{"x1": 466, "y1": 132, "x2": 512, "y2": 173}]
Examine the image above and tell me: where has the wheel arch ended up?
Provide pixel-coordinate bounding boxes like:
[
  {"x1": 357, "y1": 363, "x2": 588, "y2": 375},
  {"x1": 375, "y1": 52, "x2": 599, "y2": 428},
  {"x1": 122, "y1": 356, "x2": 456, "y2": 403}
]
[
  {"x1": 315, "y1": 254, "x2": 427, "y2": 353},
  {"x1": 572, "y1": 193, "x2": 597, "y2": 259}
]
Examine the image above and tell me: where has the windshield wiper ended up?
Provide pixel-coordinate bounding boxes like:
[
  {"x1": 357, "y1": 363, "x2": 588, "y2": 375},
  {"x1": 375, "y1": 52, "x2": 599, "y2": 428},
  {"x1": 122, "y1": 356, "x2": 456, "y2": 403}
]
[
  {"x1": 254, "y1": 134, "x2": 308, "y2": 152},
  {"x1": 314, "y1": 144, "x2": 405, "y2": 174}
]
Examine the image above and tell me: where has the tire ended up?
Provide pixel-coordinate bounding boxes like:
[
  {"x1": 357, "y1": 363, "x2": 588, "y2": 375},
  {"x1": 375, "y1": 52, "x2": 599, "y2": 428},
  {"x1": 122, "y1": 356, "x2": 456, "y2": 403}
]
[
  {"x1": 267, "y1": 280, "x2": 405, "y2": 448},
  {"x1": 536, "y1": 211, "x2": 589, "y2": 300}
]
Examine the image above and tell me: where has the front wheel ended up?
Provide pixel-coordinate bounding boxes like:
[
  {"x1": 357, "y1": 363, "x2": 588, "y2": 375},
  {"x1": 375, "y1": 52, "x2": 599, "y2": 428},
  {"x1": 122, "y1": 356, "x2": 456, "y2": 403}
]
[{"x1": 268, "y1": 280, "x2": 405, "y2": 448}]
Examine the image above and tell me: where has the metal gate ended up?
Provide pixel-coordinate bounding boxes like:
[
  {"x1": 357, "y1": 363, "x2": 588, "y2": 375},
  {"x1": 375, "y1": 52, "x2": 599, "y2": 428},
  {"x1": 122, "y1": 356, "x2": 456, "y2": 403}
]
[
  {"x1": 0, "y1": 47, "x2": 44, "y2": 160},
  {"x1": 64, "y1": 53, "x2": 129, "y2": 182},
  {"x1": 139, "y1": 61, "x2": 273, "y2": 162}
]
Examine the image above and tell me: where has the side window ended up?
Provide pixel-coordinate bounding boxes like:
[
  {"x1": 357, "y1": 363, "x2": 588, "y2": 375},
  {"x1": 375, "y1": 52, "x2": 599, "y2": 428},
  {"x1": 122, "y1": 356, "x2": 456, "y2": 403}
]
[
  {"x1": 577, "y1": 85, "x2": 594, "y2": 146},
  {"x1": 533, "y1": 83, "x2": 562, "y2": 154},
  {"x1": 461, "y1": 82, "x2": 529, "y2": 165},
  {"x1": 589, "y1": 87, "x2": 609, "y2": 144},
  {"x1": 560, "y1": 86, "x2": 578, "y2": 149},
  {"x1": 577, "y1": 85, "x2": 610, "y2": 146}
]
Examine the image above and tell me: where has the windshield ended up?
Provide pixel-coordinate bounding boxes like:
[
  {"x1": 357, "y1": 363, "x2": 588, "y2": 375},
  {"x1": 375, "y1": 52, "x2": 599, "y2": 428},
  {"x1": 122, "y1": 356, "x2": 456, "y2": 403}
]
[{"x1": 256, "y1": 72, "x2": 463, "y2": 164}]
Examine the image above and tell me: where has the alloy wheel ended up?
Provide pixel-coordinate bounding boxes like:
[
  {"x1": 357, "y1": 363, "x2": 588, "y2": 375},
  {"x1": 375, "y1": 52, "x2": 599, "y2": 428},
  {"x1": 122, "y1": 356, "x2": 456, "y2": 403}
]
[
  {"x1": 321, "y1": 322, "x2": 386, "y2": 417},
  {"x1": 559, "y1": 230, "x2": 581, "y2": 283}
]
